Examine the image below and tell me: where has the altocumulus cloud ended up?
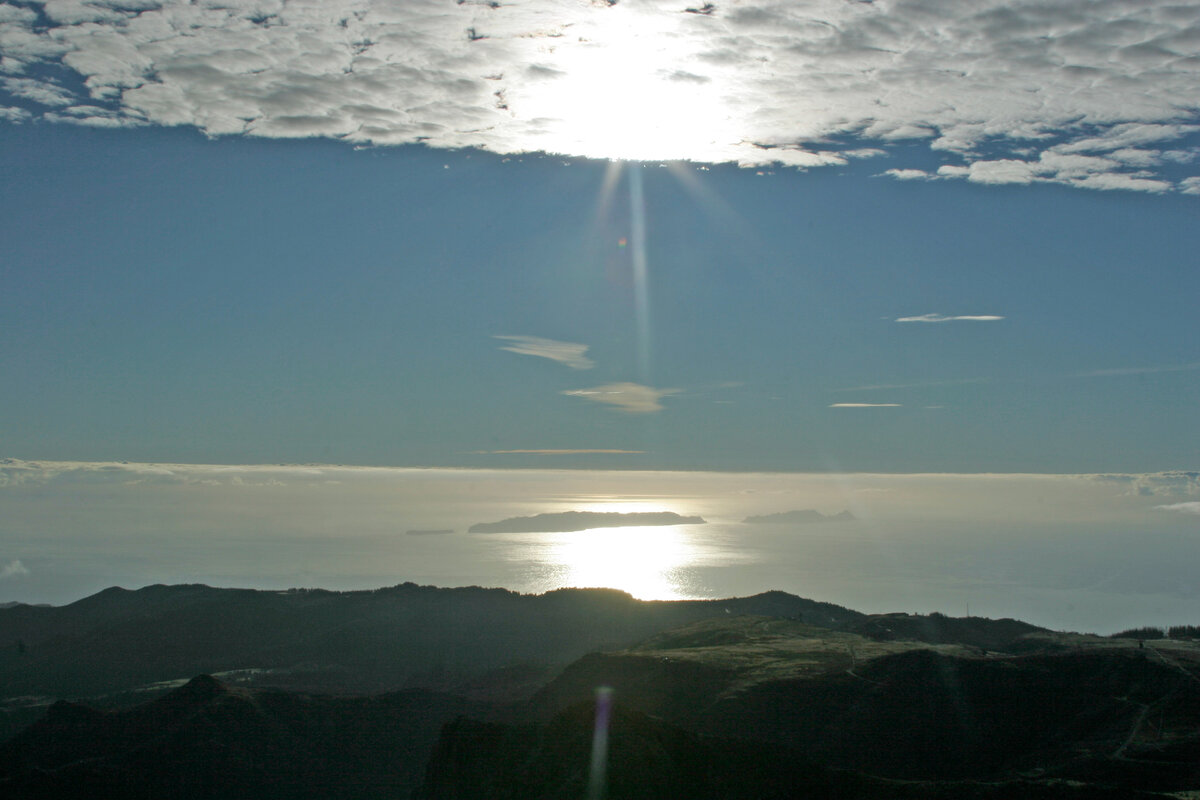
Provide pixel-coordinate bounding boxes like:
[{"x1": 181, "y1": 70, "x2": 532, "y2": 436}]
[
  {"x1": 563, "y1": 383, "x2": 679, "y2": 413},
  {"x1": 0, "y1": 0, "x2": 1198, "y2": 191}
]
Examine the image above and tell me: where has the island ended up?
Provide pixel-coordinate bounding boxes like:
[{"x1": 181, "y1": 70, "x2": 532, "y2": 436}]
[{"x1": 468, "y1": 510, "x2": 706, "y2": 534}]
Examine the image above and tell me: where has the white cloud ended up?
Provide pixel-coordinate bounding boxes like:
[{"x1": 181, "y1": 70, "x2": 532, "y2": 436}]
[
  {"x1": 881, "y1": 168, "x2": 933, "y2": 181},
  {"x1": 0, "y1": 0, "x2": 1196, "y2": 190},
  {"x1": 1054, "y1": 123, "x2": 1200, "y2": 154},
  {"x1": 934, "y1": 146, "x2": 1179, "y2": 192},
  {"x1": 896, "y1": 314, "x2": 1005, "y2": 323},
  {"x1": 2, "y1": 77, "x2": 74, "y2": 106},
  {"x1": 829, "y1": 403, "x2": 902, "y2": 408},
  {"x1": 1076, "y1": 361, "x2": 1200, "y2": 378},
  {"x1": 1180, "y1": 176, "x2": 1200, "y2": 195},
  {"x1": 1071, "y1": 172, "x2": 1172, "y2": 193},
  {"x1": 563, "y1": 382, "x2": 679, "y2": 413},
  {"x1": 472, "y1": 449, "x2": 645, "y2": 455},
  {"x1": 1087, "y1": 471, "x2": 1200, "y2": 498},
  {"x1": 1156, "y1": 501, "x2": 1200, "y2": 515},
  {"x1": 495, "y1": 335, "x2": 594, "y2": 370},
  {"x1": 0, "y1": 559, "x2": 29, "y2": 579}
]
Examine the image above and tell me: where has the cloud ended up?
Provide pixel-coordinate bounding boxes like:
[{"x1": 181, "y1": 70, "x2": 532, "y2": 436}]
[
  {"x1": 0, "y1": 559, "x2": 29, "y2": 579},
  {"x1": 896, "y1": 314, "x2": 1005, "y2": 323},
  {"x1": 495, "y1": 335, "x2": 594, "y2": 370},
  {"x1": 473, "y1": 449, "x2": 645, "y2": 455},
  {"x1": 1076, "y1": 361, "x2": 1200, "y2": 378},
  {"x1": 1087, "y1": 471, "x2": 1200, "y2": 498},
  {"x1": 1, "y1": 77, "x2": 74, "y2": 106},
  {"x1": 880, "y1": 168, "x2": 933, "y2": 181},
  {"x1": 0, "y1": 0, "x2": 1196, "y2": 190},
  {"x1": 0, "y1": 458, "x2": 333, "y2": 489},
  {"x1": 1156, "y1": 502, "x2": 1200, "y2": 515},
  {"x1": 829, "y1": 403, "x2": 902, "y2": 408},
  {"x1": 931, "y1": 149, "x2": 1176, "y2": 193},
  {"x1": 838, "y1": 377, "x2": 988, "y2": 392},
  {"x1": 563, "y1": 382, "x2": 679, "y2": 413}
]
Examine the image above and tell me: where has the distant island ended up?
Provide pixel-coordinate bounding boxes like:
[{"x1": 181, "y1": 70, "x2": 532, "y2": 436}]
[
  {"x1": 469, "y1": 511, "x2": 706, "y2": 534},
  {"x1": 743, "y1": 509, "x2": 855, "y2": 524},
  {"x1": 406, "y1": 529, "x2": 454, "y2": 536}
]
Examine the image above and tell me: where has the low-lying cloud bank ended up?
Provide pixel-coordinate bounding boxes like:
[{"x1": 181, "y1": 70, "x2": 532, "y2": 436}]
[
  {"x1": 743, "y1": 509, "x2": 854, "y2": 524},
  {"x1": 1, "y1": 0, "x2": 1198, "y2": 191}
]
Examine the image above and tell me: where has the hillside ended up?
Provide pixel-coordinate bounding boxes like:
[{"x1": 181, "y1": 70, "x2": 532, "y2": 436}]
[
  {"x1": 0, "y1": 583, "x2": 860, "y2": 739},
  {"x1": 1, "y1": 583, "x2": 1197, "y2": 798}
]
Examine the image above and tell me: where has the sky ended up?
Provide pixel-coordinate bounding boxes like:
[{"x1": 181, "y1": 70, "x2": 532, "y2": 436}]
[
  {"x1": 0, "y1": 0, "x2": 1198, "y2": 618},
  {"x1": 2, "y1": 0, "x2": 1199, "y2": 473}
]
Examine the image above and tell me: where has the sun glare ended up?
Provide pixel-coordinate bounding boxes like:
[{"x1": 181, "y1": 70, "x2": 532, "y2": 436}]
[
  {"x1": 548, "y1": 526, "x2": 696, "y2": 601},
  {"x1": 514, "y1": 8, "x2": 737, "y2": 162},
  {"x1": 570, "y1": 499, "x2": 665, "y2": 515}
]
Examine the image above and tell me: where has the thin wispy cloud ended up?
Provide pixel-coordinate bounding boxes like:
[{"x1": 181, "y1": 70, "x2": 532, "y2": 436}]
[
  {"x1": 473, "y1": 449, "x2": 645, "y2": 455},
  {"x1": 1075, "y1": 361, "x2": 1200, "y2": 378},
  {"x1": 0, "y1": 1, "x2": 1197, "y2": 190},
  {"x1": 495, "y1": 335, "x2": 594, "y2": 370},
  {"x1": 895, "y1": 314, "x2": 1005, "y2": 323},
  {"x1": 829, "y1": 403, "x2": 902, "y2": 408},
  {"x1": 1087, "y1": 471, "x2": 1200, "y2": 498},
  {"x1": 0, "y1": 560, "x2": 29, "y2": 579},
  {"x1": 837, "y1": 377, "x2": 989, "y2": 392},
  {"x1": 563, "y1": 383, "x2": 679, "y2": 414},
  {"x1": 1155, "y1": 502, "x2": 1200, "y2": 516}
]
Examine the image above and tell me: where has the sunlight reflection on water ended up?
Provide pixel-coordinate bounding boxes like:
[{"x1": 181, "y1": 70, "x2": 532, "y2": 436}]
[{"x1": 500, "y1": 525, "x2": 725, "y2": 600}]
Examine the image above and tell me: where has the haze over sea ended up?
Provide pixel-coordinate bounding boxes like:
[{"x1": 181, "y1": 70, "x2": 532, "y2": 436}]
[{"x1": 1, "y1": 460, "x2": 1196, "y2": 635}]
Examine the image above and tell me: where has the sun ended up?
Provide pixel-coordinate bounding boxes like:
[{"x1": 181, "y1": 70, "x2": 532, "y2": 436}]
[{"x1": 511, "y1": 7, "x2": 739, "y2": 163}]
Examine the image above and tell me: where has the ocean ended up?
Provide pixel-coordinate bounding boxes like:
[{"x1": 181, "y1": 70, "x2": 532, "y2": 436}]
[{"x1": 1, "y1": 461, "x2": 1196, "y2": 633}]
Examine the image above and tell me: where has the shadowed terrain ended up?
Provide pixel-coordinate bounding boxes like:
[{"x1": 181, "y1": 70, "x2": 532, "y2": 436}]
[{"x1": 1, "y1": 584, "x2": 1198, "y2": 798}]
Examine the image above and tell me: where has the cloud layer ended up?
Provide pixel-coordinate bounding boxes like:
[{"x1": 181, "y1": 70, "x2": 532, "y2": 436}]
[{"x1": 1, "y1": 0, "x2": 1198, "y2": 190}]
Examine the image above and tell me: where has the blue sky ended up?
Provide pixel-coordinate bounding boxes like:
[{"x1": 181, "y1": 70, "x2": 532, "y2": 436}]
[
  {"x1": 3, "y1": 123, "x2": 1198, "y2": 472},
  {"x1": 2, "y1": 0, "x2": 1200, "y2": 617},
  {"x1": 1, "y1": 0, "x2": 1199, "y2": 473}
]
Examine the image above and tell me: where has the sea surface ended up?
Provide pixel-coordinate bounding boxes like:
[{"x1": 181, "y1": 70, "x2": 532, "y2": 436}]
[{"x1": 1, "y1": 462, "x2": 1197, "y2": 634}]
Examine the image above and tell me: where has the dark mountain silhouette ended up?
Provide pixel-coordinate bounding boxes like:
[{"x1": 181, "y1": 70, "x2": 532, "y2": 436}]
[
  {"x1": 511, "y1": 614, "x2": 1200, "y2": 791},
  {"x1": 1, "y1": 585, "x2": 1197, "y2": 798},
  {"x1": 0, "y1": 675, "x2": 491, "y2": 800},
  {"x1": 416, "y1": 704, "x2": 1165, "y2": 800},
  {"x1": 0, "y1": 583, "x2": 860, "y2": 739}
]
